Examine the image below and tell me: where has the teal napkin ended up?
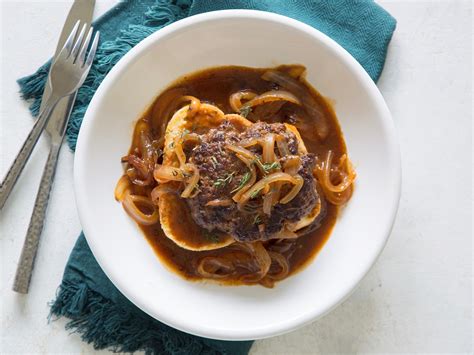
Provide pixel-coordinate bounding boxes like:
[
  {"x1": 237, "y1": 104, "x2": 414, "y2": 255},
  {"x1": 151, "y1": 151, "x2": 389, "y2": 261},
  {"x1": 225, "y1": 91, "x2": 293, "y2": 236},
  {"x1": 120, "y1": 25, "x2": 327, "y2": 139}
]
[{"x1": 17, "y1": 1, "x2": 395, "y2": 354}]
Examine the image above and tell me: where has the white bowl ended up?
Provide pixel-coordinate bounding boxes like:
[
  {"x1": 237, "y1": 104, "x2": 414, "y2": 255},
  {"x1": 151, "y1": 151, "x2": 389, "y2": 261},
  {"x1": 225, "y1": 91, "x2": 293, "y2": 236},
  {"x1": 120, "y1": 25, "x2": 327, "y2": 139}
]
[{"x1": 75, "y1": 10, "x2": 401, "y2": 340}]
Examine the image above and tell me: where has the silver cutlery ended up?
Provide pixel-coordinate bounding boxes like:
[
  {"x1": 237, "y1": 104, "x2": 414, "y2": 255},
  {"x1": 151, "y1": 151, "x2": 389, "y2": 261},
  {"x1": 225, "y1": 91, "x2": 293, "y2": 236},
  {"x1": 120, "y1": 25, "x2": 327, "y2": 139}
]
[
  {"x1": 0, "y1": 21, "x2": 97, "y2": 210},
  {"x1": 12, "y1": 22, "x2": 99, "y2": 294},
  {"x1": 43, "y1": 0, "x2": 96, "y2": 149}
]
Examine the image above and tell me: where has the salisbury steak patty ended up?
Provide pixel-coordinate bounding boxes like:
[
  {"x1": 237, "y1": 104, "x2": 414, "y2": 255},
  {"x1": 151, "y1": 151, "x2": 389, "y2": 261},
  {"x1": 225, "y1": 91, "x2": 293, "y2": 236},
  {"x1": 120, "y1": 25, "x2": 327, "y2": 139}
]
[{"x1": 186, "y1": 121, "x2": 320, "y2": 242}]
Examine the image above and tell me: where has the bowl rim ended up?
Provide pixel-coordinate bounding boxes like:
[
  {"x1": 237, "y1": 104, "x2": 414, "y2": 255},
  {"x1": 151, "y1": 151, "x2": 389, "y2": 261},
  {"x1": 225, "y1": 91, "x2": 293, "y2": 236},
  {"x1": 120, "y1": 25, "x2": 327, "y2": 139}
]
[{"x1": 74, "y1": 9, "x2": 401, "y2": 340}]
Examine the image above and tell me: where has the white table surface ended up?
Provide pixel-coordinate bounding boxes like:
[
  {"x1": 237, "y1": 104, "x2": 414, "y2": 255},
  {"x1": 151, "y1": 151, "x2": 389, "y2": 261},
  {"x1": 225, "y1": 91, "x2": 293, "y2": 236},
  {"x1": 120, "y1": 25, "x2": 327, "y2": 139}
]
[{"x1": 1, "y1": 1, "x2": 472, "y2": 354}]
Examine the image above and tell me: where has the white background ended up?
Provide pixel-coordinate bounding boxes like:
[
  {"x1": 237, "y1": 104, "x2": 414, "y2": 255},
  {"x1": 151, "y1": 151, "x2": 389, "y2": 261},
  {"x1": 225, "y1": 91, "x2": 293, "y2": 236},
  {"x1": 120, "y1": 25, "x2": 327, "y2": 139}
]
[{"x1": 0, "y1": 1, "x2": 472, "y2": 354}]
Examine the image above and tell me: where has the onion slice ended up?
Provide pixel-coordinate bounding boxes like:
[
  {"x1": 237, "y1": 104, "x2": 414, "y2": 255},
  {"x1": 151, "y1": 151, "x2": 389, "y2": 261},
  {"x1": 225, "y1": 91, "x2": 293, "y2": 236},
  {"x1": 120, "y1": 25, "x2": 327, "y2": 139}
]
[
  {"x1": 122, "y1": 194, "x2": 159, "y2": 225},
  {"x1": 181, "y1": 163, "x2": 200, "y2": 198},
  {"x1": 232, "y1": 154, "x2": 257, "y2": 202},
  {"x1": 114, "y1": 175, "x2": 131, "y2": 201},
  {"x1": 153, "y1": 165, "x2": 184, "y2": 183},
  {"x1": 229, "y1": 90, "x2": 257, "y2": 112},
  {"x1": 225, "y1": 144, "x2": 256, "y2": 160},
  {"x1": 150, "y1": 184, "x2": 177, "y2": 205},
  {"x1": 267, "y1": 251, "x2": 290, "y2": 280},
  {"x1": 240, "y1": 90, "x2": 301, "y2": 111},
  {"x1": 280, "y1": 174, "x2": 304, "y2": 204},
  {"x1": 239, "y1": 172, "x2": 299, "y2": 205},
  {"x1": 283, "y1": 155, "x2": 301, "y2": 176},
  {"x1": 206, "y1": 199, "x2": 233, "y2": 207},
  {"x1": 261, "y1": 133, "x2": 276, "y2": 163}
]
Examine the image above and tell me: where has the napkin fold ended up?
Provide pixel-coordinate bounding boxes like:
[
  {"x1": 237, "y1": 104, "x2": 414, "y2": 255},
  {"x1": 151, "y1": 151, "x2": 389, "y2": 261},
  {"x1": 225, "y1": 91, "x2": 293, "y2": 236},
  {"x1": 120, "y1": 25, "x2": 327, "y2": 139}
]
[{"x1": 17, "y1": 1, "x2": 395, "y2": 354}]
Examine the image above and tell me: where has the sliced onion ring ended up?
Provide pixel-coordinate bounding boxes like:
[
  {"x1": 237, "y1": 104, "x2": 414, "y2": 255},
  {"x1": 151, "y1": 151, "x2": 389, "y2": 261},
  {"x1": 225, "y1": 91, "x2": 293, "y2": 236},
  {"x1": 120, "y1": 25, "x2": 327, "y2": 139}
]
[
  {"x1": 261, "y1": 133, "x2": 276, "y2": 163},
  {"x1": 279, "y1": 174, "x2": 304, "y2": 204},
  {"x1": 122, "y1": 194, "x2": 159, "y2": 225},
  {"x1": 153, "y1": 165, "x2": 184, "y2": 183},
  {"x1": 114, "y1": 175, "x2": 131, "y2": 201},
  {"x1": 239, "y1": 172, "x2": 299, "y2": 205},
  {"x1": 181, "y1": 163, "x2": 200, "y2": 198},
  {"x1": 225, "y1": 144, "x2": 256, "y2": 160},
  {"x1": 229, "y1": 90, "x2": 257, "y2": 112},
  {"x1": 232, "y1": 154, "x2": 257, "y2": 202},
  {"x1": 240, "y1": 90, "x2": 301, "y2": 111}
]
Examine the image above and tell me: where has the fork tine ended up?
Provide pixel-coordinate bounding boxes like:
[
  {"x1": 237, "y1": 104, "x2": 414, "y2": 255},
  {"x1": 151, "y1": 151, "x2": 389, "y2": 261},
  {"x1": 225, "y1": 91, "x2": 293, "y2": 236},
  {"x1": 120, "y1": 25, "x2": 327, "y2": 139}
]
[
  {"x1": 77, "y1": 27, "x2": 93, "y2": 66},
  {"x1": 56, "y1": 20, "x2": 80, "y2": 61},
  {"x1": 84, "y1": 31, "x2": 100, "y2": 68},
  {"x1": 70, "y1": 23, "x2": 88, "y2": 62}
]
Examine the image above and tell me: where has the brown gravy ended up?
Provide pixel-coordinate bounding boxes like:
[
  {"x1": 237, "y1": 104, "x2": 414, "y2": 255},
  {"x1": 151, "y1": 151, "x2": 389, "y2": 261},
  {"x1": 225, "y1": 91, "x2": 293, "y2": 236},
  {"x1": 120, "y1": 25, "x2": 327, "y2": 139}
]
[{"x1": 127, "y1": 66, "x2": 346, "y2": 283}]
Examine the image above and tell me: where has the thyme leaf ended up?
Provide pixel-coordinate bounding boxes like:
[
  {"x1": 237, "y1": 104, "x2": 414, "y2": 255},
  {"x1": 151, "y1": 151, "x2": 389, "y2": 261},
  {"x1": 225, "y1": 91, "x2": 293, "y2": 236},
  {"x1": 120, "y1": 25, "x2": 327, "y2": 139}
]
[
  {"x1": 214, "y1": 172, "x2": 235, "y2": 188},
  {"x1": 239, "y1": 106, "x2": 252, "y2": 118},
  {"x1": 231, "y1": 172, "x2": 251, "y2": 193}
]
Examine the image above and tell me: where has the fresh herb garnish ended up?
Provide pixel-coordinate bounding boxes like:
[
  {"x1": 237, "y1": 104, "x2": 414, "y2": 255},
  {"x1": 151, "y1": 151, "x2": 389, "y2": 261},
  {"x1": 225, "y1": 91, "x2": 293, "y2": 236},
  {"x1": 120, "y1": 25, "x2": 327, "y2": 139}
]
[
  {"x1": 180, "y1": 129, "x2": 190, "y2": 138},
  {"x1": 253, "y1": 158, "x2": 281, "y2": 174},
  {"x1": 204, "y1": 231, "x2": 219, "y2": 243},
  {"x1": 214, "y1": 172, "x2": 235, "y2": 188},
  {"x1": 262, "y1": 161, "x2": 281, "y2": 172},
  {"x1": 253, "y1": 214, "x2": 262, "y2": 225},
  {"x1": 210, "y1": 156, "x2": 218, "y2": 168},
  {"x1": 250, "y1": 187, "x2": 263, "y2": 199},
  {"x1": 231, "y1": 172, "x2": 251, "y2": 193},
  {"x1": 240, "y1": 106, "x2": 252, "y2": 118}
]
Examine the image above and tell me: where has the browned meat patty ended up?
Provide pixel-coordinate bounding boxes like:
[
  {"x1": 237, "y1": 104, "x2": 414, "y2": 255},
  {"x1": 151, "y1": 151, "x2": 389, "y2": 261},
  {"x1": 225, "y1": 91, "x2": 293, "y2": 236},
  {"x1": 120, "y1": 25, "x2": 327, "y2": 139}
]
[{"x1": 186, "y1": 121, "x2": 320, "y2": 242}]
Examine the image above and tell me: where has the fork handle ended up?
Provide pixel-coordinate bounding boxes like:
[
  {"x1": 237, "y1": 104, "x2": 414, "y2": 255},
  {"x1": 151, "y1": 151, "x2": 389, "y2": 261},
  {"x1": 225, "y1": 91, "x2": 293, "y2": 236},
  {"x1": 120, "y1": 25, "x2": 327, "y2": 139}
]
[
  {"x1": 12, "y1": 142, "x2": 62, "y2": 293},
  {"x1": 0, "y1": 95, "x2": 59, "y2": 210}
]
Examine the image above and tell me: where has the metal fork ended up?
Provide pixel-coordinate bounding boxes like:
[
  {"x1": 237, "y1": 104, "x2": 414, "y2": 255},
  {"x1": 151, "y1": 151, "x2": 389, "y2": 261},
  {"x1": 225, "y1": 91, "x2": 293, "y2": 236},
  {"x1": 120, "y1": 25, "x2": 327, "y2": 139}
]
[
  {"x1": 9, "y1": 22, "x2": 99, "y2": 294},
  {"x1": 0, "y1": 21, "x2": 99, "y2": 210}
]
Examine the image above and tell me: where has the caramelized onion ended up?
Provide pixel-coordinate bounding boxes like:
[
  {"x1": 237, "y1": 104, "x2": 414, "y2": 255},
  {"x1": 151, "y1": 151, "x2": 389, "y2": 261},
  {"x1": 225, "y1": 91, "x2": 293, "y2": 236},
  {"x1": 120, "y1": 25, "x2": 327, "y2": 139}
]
[
  {"x1": 263, "y1": 193, "x2": 273, "y2": 215},
  {"x1": 270, "y1": 183, "x2": 282, "y2": 205},
  {"x1": 283, "y1": 155, "x2": 301, "y2": 175},
  {"x1": 225, "y1": 144, "x2": 256, "y2": 160},
  {"x1": 174, "y1": 136, "x2": 187, "y2": 167},
  {"x1": 280, "y1": 174, "x2": 304, "y2": 204},
  {"x1": 275, "y1": 135, "x2": 290, "y2": 157},
  {"x1": 182, "y1": 132, "x2": 201, "y2": 144},
  {"x1": 153, "y1": 165, "x2": 184, "y2": 183},
  {"x1": 181, "y1": 163, "x2": 200, "y2": 198},
  {"x1": 206, "y1": 199, "x2": 233, "y2": 207},
  {"x1": 114, "y1": 175, "x2": 131, "y2": 201},
  {"x1": 240, "y1": 242, "x2": 271, "y2": 282},
  {"x1": 139, "y1": 130, "x2": 157, "y2": 168},
  {"x1": 229, "y1": 90, "x2": 257, "y2": 112},
  {"x1": 196, "y1": 103, "x2": 225, "y2": 121},
  {"x1": 179, "y1": 95, "x2": 201, "y2": 118},
  {"x1": 232, "y1": 154, "x2": 257, "y2": 202},
  {"x1": 324, "y1": 186, "x2": 353, "y2": 205},
  {"x1": 122, "y1": 194, "x2": 159, "y2": 225},
  {"x1": 267, "y1": 251, "x2": 290, "y2": 280},
  {"x1": 262, "y1": 70, "x2": 329, "y2": 139},
  {"x1": 150, "y1": 184, "x2": 176, "y2": 205},
  {"x1": 261, "y1": 133, "x2": 276, "y2": 163},
  {"x1": 321, "y1": 151, "x2": 355, "y2": 193},
  {"x1": 197, "y1": 257, "x2": 234, "y2": 279},
  {"x1": 239, "y1": 172, "x2": 299, "y2": 205},
  {"x1": 240, "y1": 90, "x2": 300, "y2": 111},
  {"x1": 223, "y1": 114, "x2": 252, "y2": 128},
  {"x1": 239, "y1": 138, "x2": 260, "y2": 148},
  {"x1": 126, "y1": 155, "x2": 149, "y2": 178},
  {"x1": 314, "y1": 151, "x2": 356, "y2": 205}
]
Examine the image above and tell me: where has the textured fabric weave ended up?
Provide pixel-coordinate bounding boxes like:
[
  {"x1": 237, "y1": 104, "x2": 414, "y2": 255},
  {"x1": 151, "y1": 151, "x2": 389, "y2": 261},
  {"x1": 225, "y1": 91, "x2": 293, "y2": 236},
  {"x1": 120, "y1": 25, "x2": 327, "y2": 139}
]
[{"x1": 17, "y1": 1, "x2": 395, "y2": 354}]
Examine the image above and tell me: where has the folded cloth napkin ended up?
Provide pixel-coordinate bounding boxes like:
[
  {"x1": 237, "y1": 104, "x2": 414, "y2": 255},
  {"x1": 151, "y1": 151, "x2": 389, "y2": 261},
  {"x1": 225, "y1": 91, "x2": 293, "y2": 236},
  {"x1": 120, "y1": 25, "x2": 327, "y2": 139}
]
[{"x1": 17, "y1": 1, "x2": 396, "y2": 354}]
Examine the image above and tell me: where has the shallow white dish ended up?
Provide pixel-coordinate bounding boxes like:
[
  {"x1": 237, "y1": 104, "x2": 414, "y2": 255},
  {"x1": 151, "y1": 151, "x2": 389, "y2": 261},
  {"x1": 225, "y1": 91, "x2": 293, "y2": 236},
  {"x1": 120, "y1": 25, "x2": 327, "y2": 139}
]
[{"x1": 74, "y1": 10, "x2": 401, "y2": 340}]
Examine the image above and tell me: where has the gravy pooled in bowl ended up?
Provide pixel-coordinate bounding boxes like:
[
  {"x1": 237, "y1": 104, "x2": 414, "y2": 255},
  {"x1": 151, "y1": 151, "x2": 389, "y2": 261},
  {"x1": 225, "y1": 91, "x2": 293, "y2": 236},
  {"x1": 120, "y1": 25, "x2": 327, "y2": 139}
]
[{"x1": 115, "y1": 65, "x2": 355, "y2": 288}]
